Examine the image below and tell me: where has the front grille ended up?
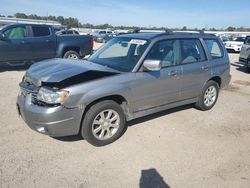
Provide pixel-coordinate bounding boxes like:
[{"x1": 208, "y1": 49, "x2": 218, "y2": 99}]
[{"x1": 20, "y1": 81, "x2": 42, "y2": 106}]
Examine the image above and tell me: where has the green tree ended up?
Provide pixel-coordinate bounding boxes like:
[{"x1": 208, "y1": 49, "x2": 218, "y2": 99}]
[
  {"x1": 227, "y1": 26, "x2": 236, "y2": 31},
  {"x1": 182, "y1": 26, "x2": 187, "y2": 31},
  {"x1": 15, "y1": 13, "x2": 28, "y2": 19}
]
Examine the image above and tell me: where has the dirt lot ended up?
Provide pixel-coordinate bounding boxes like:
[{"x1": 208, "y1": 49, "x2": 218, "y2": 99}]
[{"x1": 0, "y1": 49, "x2": 249, "y2": 188}]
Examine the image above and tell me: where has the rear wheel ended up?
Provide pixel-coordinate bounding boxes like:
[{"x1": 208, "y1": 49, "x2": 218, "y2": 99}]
[
  {"x1": 63, "y1": 50, "x2": 80, "y2": 59},
  {"x1": 81, "y1": 100, "x2": 126, "y2": 146},
  {"x1": 195, "y1": 80, "x2": 219, "y2": 111}
]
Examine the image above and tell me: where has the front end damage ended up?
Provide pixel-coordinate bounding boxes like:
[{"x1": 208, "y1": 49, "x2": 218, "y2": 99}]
[{"x1": 16, "y1": 59, "x2": 120, "y2": 137}]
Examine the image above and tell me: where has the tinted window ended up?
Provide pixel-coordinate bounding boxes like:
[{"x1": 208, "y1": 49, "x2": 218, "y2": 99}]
[
  {"x1": 147, "y1": 40, "x2": 180, "y2": 67},
  {"x1": 3, "y1": 26, "x2": 26, "y2": 39},
  {"x1": 181, "y1": 39, "x2": 206, "y2": 64},
  {"x1": 32, "y1": 26, "x2": 50, "y2": 37},
  {"x1": 204, "y1": 39, "x2": 224, "y2": 59},
  {"x1": 99, "y1": 31, "x2": 106, "y2": 34}
]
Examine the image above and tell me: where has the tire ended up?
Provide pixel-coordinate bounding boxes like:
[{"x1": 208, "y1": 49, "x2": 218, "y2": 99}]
[
  {"x1": 81, "y1": 100, "x2": 126, "y2": 146},
  {"x1": 195, "y1": 80, "x2": 219, "y2": 111},
  {"x1": 247, "y1": 67, "x2": 250, "y2": 73},
  {"x1": 63, "y1": 50, "x2": 80, "y2": 59},
  {"x1": 247, "y1": 60, "x2": 250, "y2": 73}
]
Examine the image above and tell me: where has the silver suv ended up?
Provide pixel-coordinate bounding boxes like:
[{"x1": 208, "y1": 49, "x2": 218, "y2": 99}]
[
  {"x1": 239, "y1": 36, "x2": 250, "y2": 73},
  {"x1": 17, "y1": 31, "x2": 231, "y2": 146}
]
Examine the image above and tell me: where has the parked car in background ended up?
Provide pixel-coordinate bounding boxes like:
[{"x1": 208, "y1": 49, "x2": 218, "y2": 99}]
[
  {"x1": 56, "y1": 29, "x2": 80, "y2": 35},
  {"x1": 93, "y1": 30, "x2": 115, "y2": 43},
  {"x1": 239, "y1": 36, "x2": 250, "y2": 72},
  {"x1": 0, "y1": 24, "x2": 93, "y2": 66},
  {"x1": 17, "y1": 31, "x2": 231, "y2": 146},
  {"x1": 224, "y1": 36, "x2": 246, "y2": 53}
]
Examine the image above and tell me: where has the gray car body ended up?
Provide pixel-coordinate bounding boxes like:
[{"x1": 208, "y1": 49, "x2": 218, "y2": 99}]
[
  {"x1": 17, "y1": 32, "x2": 231, "y2": 137},
  {"x1": 239, "y1": 36, "x2": 250, "y2": 69}
]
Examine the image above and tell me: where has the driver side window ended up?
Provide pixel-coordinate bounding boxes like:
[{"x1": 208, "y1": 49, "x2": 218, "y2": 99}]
[
  {"x1": 146, "y1": 40, "x2": 180, "y2": 68},
  {"x1": 3, "y1": 26, "x2": 26, "y2": 39}
]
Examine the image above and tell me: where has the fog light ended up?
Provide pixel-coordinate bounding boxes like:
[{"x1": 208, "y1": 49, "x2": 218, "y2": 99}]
[{"x1": 37, "y1": 127, "x2": 46, "y2": 133}]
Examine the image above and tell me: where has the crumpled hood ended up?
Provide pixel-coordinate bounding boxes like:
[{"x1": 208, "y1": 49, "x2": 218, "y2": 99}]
[{"x1": 26, "y1": 58, "x2": 120, "y2": 88}]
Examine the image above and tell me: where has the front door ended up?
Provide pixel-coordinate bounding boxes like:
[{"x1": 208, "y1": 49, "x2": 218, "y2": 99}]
[
  {"x1": 0, "y1": 25, "x2": 32, "y2": 63},
  {"x1": 131, "y1": 39, "x2": 182, "y2": 112}
]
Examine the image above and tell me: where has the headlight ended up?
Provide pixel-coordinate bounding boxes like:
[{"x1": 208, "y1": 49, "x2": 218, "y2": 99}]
[
  {"x1": 37, "y1": 87, "x2": 69, "y2": 104},
  {"x1": 237, "y1": 44, "x2": 242, "y2": 47}
]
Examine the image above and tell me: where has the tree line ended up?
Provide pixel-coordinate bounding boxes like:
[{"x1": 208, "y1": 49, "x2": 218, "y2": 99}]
[{"x1": 1, "y1": 13, "x2": 250, "y2": 31}]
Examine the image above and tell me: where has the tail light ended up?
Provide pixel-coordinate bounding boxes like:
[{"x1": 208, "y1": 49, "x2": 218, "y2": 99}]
[{"x1": 90, "y1": 36, "x2": 94, "y2": 49}]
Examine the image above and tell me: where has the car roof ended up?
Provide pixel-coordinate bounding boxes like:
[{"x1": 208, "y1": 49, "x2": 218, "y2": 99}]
[{"x1": 118, "y1": 32, "x2": 217, "y2": 40}]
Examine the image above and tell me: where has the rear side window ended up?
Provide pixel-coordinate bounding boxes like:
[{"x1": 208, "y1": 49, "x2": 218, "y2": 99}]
[
  {"x1": 181, "y1": 39, "x2": 206, "y2": 64},
  {"x1": 32, "y1": 26, "x2": 50, "y2": 37},
  {"x1": 204, "y1": 39, "x2": 224, "y2": 59}
]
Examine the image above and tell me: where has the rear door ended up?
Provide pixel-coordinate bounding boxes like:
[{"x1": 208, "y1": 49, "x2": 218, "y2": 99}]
[
  {"x1": 0, "y1": 25, "x2": 32, "y2": 62},
  {"x1": 28, "y1": 25, "x2": 56, "y2": 60},
  {"x1": 179, "y1": 38, "x2": 210, "y2": 100},
  {"x1": 132, "y1": 39, "x2": 182, "y2": 112}
]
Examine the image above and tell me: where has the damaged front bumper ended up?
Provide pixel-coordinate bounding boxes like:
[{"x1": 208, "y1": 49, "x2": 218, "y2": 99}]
[{"x1": 16, "y1": 90, "x2": 83, "y2": 137}]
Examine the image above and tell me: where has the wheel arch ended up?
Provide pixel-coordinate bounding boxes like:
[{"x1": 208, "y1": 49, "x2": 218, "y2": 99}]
[
  {"x1": 63, "y1": 47, "x2": 80, "y2": 56},
  {"x1": 208, "y1": 76, "x2": 221, "y2": 88},
  {"x1": 78, "y1": 94, "x2": 131, "y2": 135}
]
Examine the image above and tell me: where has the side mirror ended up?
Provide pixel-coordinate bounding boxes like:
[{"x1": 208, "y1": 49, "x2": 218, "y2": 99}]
[{"x1": 143, "y1": 59, "x2": 161, "y2": 71}]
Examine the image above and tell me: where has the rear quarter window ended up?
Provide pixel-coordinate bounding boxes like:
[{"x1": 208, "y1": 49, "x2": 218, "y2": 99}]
[
  {"x1": 32, "y1": 26, "x2": 51, "y2": 37},
  {"x1": 204, "y1": 39, "x2": 224, "y2": 59}
]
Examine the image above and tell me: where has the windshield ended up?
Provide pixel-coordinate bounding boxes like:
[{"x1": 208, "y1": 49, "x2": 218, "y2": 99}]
[
  {"x1": 0, "y1": 25, "x2": 6, "y2": 32},
  {"x1": 89, "y1": 37, "x2": 149, "y2": 72},
  {"x1": 99, "y1": 31, "x2": 106, "y2": 34},
  {"x1": 235, "y1": 37, "x2": 245, "y2": 42}
]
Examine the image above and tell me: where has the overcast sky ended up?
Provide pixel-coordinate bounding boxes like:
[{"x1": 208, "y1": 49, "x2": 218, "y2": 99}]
[{"x1": 1, "y1": 0, "x2": 249, "y2": 28}]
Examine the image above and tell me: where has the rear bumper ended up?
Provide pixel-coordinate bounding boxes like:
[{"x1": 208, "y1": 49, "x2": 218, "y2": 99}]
[
  {"x1": 239, "y1": 57, "x2": 250, "y2": 67},
  {"x1": 16, "y1": 93, "x2": 83, "y2": 137}
]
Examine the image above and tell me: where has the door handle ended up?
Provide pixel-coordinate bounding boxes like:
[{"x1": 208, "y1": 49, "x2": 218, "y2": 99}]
[
  {"x1": 168, "y1": 70, "x2": 178, "y2": 76},
  {"x1": 202, "y1": 65, "x2": 209, "y2": 71},
  {"x1": 20, "y1": 41, "x2": 25, "y2": 44},
  {"x1": 45, "y1": 40, "x2": 50, "y2": 42}
]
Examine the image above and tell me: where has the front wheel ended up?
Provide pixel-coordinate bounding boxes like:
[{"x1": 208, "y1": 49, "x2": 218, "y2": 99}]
[
  {"x1": 195, "y1": 80, "x2": 219, "y2": 111},
  {"x1": 81, "y1": 100, "x2": 127, "y2": 146}
]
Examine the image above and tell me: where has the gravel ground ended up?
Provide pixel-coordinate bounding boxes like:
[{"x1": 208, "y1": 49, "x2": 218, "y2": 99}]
[{"x1": 0, "y1": 48, "x2": 249, "y2": 188}]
